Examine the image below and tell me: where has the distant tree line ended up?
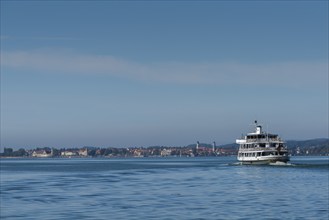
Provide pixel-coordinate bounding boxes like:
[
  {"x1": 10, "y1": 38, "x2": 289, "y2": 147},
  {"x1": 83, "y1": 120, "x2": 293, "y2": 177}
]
[{"x1": 1, "y1": 148, "x2": 28, "y2": 157}]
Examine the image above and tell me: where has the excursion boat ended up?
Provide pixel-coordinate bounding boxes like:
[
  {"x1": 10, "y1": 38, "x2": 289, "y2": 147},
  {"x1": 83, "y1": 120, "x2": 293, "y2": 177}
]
[{"x1": 236, "y1": 121, "x2": 290, "y2": 165}]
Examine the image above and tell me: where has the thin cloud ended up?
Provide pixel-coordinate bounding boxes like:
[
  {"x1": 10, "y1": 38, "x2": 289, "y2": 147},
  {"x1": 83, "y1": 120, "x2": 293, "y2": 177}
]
[
  {"x1": 0, "y1": 35, "x2": 10, "y2": 40},
  {"x1": 1, "y1": 49, "x2": 327, "y2": 87},
  {"x1": 31, "y1": 36, "x2": 78, "y2": 41},
  {"x1": 0, "y1": 35, "x2": 78, "y2": 41}
]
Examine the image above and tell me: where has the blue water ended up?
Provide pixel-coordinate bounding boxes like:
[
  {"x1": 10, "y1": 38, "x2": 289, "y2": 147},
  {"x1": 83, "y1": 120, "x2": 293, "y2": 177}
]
[{"x1": 1, "y1": 156, "x2": 328, "y2": 220}]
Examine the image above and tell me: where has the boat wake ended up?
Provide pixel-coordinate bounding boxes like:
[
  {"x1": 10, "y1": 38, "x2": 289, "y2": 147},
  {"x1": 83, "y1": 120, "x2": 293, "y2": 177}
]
[
  {"x1": 229, "y1": 161, "x2": 294, "y2": 166},
  {"x1": 229, "y1": 162, "x2": 246, "y2": 166},
  {"x1": 269, "y1": 161, "x2": 295, "y2": 166}
]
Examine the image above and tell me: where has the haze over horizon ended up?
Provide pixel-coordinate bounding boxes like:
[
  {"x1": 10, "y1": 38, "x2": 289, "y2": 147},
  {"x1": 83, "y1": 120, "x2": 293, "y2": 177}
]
[{"x1": 1, "y1": 1, "x2": 328, "y2": 150}]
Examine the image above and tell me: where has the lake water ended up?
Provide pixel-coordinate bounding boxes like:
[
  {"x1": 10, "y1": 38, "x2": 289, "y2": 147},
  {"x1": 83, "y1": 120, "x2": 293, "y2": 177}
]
[{"x1": 1, "y1": 156, "x2": 328, "y2": 219}]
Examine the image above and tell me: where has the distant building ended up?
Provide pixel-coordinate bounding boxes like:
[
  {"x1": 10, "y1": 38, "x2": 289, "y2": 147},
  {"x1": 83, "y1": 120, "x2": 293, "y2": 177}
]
[
  {"x1": 61, "y1": 150, "x2": 77, "y2": 157},
  {"x1": 32, "y1": 149, "x2": 52, "y2": 158},
  {"x1": 133, "y1": 149, "x2": 142, "y2": 157},
  {"x1": 160, "y1": 149, "x2": 172, "y2": 157},
  {"x1": 78, "y1": 148, "x2": 88, "y2": 157}
]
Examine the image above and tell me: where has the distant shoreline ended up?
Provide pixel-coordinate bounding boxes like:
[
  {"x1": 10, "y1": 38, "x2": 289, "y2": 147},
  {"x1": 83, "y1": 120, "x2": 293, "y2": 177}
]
[
  {"x1": 1, "y1": 155, "x2": 328, "y2": 159},
  {"x1": 1, "y1": 138, "x2": 328, "y2": 158}
]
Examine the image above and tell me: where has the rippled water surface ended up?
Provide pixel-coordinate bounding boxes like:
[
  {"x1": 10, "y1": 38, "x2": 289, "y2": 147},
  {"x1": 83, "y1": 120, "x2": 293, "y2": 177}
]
[{"x1": 1, "y1": 157, "x2": 328, "y2": 219}]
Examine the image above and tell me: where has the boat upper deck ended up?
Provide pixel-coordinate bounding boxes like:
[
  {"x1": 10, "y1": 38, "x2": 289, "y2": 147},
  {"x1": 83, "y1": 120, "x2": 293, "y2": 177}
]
[
  {"x1": 236, "y1": 123, "x2": 284, "y2": 144},
  {"x1": 246, "y1": 133, "x2": 278, "y2": 139},
  {"x1": 246, "y1": 137, "x2": 282, "y2": 143},
  {"x1": 237, "y1": 136, "x2": 283, "y2": 144}
]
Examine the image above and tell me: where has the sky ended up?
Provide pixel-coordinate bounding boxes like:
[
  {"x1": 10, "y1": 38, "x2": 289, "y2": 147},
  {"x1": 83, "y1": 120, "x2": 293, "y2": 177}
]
[{"x1": 1, "y1": 1, "x2": 328, "y2": 150}]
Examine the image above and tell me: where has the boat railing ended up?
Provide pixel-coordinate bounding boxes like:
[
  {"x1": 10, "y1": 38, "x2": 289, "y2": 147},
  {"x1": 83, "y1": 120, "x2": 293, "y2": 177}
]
[
  {"x1": 238, "y1": 146, "x2": 288, "y2": 151},
  {"x1": 238, "y1": 147, "x2": 267, "y2": 151},
  {"x1": 246, "y1": 138, "x2": 282, "y2": 143}
]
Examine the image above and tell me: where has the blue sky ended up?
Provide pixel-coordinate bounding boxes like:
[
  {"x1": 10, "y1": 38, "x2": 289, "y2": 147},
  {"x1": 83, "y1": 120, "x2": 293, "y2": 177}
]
[{"x1": 1, "y1": 1, "x2": 328, "y2": 149}]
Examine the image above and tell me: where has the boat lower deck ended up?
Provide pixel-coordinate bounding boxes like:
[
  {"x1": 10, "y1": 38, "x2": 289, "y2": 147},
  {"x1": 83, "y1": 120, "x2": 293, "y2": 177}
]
[{"x1": 237, "y1": 155, "x2": 290, "y2": 165}]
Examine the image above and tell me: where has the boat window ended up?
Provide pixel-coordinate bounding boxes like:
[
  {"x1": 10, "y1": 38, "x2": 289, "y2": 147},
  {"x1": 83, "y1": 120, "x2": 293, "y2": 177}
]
[{"x1": 262, "y1": 152, "x2": 273, "y2": 156}]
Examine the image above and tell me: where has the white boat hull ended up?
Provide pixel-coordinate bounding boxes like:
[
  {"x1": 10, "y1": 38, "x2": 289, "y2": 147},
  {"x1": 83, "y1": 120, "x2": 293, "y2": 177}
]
[{"x1": 237, "y1": 155, "x2": 290, "y2": 165}]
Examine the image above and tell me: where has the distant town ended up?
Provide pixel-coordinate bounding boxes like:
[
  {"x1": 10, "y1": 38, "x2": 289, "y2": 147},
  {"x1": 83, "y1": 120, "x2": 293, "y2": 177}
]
[
  {"x1": 1, "y1": 139, "x2": 328, "y2": 158},
  {"x1": 1, "y1": 142, "x2": 233, "y2": 158}
]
